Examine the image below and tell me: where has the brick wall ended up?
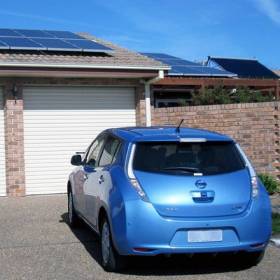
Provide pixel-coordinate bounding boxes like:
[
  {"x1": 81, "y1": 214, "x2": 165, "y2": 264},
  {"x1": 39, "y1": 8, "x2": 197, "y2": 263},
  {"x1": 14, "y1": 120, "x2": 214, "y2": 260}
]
[
  {"x1": 1, "y1": 77, "x2": 143, "y2": 196},
  {"x1": 152, "y1": 102, "x2": 280, "y2": 179},
  {"x1": 4, "y1": 83, "x2": 26, "y2": 196}
]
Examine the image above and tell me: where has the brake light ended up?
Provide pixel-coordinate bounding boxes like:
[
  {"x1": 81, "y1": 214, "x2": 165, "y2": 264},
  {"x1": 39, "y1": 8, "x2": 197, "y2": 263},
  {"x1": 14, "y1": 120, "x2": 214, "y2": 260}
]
[
  {"x1": 129, "y1": 178, "x2": 149, "y2": 202},
  {"x1": 251, "y1": 176, "x2": 259, "y2": 198},
  {"x1": 235, "y1": 144, "x2": 258, "y2": 199},
  {"x1": 127, "y1": 144, "x2": 149, "y2": 202}
]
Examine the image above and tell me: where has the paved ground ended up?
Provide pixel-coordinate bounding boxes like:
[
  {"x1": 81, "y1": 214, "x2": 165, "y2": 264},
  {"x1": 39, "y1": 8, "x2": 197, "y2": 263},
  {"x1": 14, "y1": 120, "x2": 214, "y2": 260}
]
[{"x1": 0, "y1": 195, "x2": 279, "y2": 280}]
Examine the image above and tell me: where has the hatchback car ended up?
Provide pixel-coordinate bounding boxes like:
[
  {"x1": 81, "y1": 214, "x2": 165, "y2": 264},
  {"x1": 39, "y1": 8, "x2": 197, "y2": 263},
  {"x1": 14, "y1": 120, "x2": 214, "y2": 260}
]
[{"x1": 68, "y1": 127, "x2": 271, "y2": 271}]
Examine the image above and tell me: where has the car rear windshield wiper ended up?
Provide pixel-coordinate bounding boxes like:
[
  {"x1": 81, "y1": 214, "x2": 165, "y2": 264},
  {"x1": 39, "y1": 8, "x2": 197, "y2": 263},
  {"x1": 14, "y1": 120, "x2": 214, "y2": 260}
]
[{"x1": 162, "y1": 166, "x2": 200, "y2": 173}]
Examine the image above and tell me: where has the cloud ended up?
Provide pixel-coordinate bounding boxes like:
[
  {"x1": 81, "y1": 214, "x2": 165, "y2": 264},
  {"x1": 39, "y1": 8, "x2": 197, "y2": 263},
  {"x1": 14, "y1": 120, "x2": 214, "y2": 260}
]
[{"x1": 254, "y1": 0, "x2": 280, "y2": 24}]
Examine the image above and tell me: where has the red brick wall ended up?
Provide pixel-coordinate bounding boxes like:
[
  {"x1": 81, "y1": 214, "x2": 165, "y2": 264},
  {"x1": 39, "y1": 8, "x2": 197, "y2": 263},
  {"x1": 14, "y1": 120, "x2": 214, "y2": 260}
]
[
  {"x1": 152, "y1": 102, "x2": 280, "y2": 179},
  {"x1": 4, "y1": 83, "x2": 26, "y2": 196}
]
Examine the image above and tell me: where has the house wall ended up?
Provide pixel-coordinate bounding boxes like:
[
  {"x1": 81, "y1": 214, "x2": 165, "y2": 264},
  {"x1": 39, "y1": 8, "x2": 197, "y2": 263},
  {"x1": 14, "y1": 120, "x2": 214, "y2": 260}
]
[
  {"x1": 152, "y1": 102, "x2": 280, "y2": 179},
  {"x1": 2, "y1": 77, "x2": 144, "y2": 196}
]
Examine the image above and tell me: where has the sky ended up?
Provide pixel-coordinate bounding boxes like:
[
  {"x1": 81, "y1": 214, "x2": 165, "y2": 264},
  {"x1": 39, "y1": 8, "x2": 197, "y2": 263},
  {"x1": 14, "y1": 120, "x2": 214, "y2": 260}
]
[{"x1": 0, "y1": 0, "x2": 279, "y2": 69}]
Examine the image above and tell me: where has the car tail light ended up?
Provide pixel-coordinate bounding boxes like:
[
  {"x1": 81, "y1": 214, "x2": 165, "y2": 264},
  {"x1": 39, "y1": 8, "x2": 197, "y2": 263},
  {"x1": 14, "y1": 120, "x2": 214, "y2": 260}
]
[
  {"x1": 129, "y1": 178, "x2": 149, "y2": 202},
  {"x1": 251, "y1": 176, "x2": 259, "y2": 198},
  {"x1": 236, "y1": 144, "x2": 259, "y2": 198},
  {"x1": 127, "y1": 144, "x2": 150, "y2": 202}
]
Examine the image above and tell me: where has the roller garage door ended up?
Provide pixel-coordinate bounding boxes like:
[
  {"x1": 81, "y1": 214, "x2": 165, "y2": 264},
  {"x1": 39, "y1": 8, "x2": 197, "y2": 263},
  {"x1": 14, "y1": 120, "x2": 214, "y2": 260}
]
[
  {"x1": 23, "y1": 86, "x2": 136, "y2": 195},
  {"x1": 0, "y1": 88, "x2": 6, "y2": 196}
]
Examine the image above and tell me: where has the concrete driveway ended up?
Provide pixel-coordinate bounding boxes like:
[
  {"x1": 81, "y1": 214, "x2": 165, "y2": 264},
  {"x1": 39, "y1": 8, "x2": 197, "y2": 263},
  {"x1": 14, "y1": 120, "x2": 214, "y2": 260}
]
[{"x1": 0, "y1": 195, "x2": 279, "y2": 280}]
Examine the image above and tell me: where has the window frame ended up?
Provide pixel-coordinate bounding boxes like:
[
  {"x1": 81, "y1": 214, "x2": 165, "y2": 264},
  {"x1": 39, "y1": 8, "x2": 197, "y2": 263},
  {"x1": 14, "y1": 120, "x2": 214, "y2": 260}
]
[
  {"x1": 83, "y1": 133, "x2": 107, "y2": 167},
  {"x1": 98, "y1": 134, "x2": 122, "y2": 167}
]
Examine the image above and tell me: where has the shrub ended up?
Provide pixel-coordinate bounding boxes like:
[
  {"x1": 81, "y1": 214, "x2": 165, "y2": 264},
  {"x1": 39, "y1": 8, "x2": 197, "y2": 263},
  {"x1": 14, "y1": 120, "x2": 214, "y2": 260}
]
[
  {"x1": 258, "y1": 173, "x2": 279, "y2": 195},
  {"x1": 192, "y1": 85, "x2": 231, "y2": 105},
  {"x1": 191, "y1": 85, "x2": 274, "y2": 106}
]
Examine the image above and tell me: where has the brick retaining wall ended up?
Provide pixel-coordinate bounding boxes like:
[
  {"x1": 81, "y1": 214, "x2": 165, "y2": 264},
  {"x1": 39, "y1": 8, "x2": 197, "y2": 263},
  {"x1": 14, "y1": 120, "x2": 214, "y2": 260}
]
[{"x1": 152, "y1": 102, "x2": 280, "y2": 179}]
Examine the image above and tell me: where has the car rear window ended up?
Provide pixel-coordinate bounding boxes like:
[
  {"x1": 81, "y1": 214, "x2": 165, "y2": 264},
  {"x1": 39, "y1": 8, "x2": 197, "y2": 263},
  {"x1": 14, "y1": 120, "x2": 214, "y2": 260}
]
[{"x1": 133, "y1": 141, "x2": 245, "y2": 176}]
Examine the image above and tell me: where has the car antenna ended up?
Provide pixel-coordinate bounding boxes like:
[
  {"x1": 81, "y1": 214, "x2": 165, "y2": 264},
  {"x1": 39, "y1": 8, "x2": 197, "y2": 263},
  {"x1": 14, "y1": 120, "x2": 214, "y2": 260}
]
[{"x1": 175, "y1": 119, "x2": 184, "y2": 133}]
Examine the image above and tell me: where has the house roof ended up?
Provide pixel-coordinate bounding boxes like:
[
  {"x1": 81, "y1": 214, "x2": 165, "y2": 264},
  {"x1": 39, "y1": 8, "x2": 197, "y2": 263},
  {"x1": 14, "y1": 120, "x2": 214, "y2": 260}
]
[
  {"x1": 141, "y1": 53, "x2": 236, "y2": 77},
  {"x1": 273, "y1": 70, "x2": 280, "y2": 77},
  {"x1": 208, "y1": 57, "x2": 279, "y2": 79},
  {"x1": 0, "y1": 32, "x2": 169, "y2": 71}
]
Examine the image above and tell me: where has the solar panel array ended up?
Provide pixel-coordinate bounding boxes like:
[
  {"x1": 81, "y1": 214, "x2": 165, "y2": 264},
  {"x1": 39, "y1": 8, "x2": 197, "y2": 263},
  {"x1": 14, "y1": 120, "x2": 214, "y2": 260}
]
[
  {"x1": 0, "y1": 29, "x2": 112, "y2": 53},
  {"x1": 209, "y1": 57, "x2": 279, "y2": 79},
  {"x1": 142, "y1": 53, "x2": 235, "y2": 77}
]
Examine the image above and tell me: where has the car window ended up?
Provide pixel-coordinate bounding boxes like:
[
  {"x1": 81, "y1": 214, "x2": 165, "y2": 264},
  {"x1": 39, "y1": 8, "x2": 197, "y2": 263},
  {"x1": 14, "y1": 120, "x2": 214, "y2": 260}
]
[
  {"x1": 86, "y1": 134, "x2": 106, "y2": 166},
  {"x1": 133, "y1": 141, "x2": 245, "y2": 176},
  {"x1": 99, "y1": 136, "x2": 121, "y2": 167}
]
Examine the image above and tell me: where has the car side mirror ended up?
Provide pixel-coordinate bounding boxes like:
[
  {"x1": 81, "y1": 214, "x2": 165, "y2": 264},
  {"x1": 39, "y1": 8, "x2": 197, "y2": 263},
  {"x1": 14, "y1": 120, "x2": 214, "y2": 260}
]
[
  {"x1": 71, "y1": 154, "x2": 82, "y2": 166},
  {"x1": 83, "y1": 165, "x2": 96, "y2": 173}
]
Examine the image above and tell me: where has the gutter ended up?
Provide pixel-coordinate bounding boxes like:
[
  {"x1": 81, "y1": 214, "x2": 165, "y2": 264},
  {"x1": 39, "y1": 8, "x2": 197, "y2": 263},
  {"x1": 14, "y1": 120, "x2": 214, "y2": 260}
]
[
  {"x1": 141, "y1": 70, "x2": 165, "y2": 127},
  {"x1": 0, "y1": 62, "x2": 170, "y2": 71}
]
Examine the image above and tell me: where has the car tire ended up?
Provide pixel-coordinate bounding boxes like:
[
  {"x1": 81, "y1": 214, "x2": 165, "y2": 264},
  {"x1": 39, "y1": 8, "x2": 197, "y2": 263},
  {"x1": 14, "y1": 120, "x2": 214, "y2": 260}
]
[
  {"x1": 68, "y1": 191, "x2": 80, "y2": 227},
  {"x1": 100, "y1": 218, "x2": 126, "y2": 272}
]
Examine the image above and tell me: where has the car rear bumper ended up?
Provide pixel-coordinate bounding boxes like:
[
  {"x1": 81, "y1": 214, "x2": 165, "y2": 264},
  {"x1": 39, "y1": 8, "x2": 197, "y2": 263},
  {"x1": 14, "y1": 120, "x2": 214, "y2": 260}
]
[{"x1": 110, "y1": 193, "x2": 271, "y2": 256}]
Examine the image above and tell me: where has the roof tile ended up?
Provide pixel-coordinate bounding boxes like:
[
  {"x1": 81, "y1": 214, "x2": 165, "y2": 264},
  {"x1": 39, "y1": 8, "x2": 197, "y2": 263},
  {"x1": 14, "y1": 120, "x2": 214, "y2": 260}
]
[{"x1": 0, "y1": 32, "x2": 168, "y2": 70}]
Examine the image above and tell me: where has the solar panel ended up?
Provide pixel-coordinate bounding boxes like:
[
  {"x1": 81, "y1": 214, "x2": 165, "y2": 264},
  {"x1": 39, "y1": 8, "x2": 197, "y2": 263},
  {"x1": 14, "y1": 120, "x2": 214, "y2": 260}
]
[
  {"x1": 0, "y1": 28, "x2": 22, "y2": 37},
  {"x1": 33, "y1": 38, "x2": 79, "y2": 51},
  {"x1": 65, "y1": 39, "x2": 112, "y2": 52},
  {"x1": 16, "y1": 29, "x2": 55, "y2": 38},
  {"x1": 0, "y1": 41, "x2": 8, "y2": 48},
  {"x1": 142, "y1": 52, "x2": 235, "y2": 77},
  {"x1": 209, "y1": 57, "x2": 279, "y2": 79},
  {"x1": 0, "y1": 37, "x2": 43, "y2": 49},
  {"x1": 44, "y1": 30, "x2": 82, "y2": 39},
  {"x1": 0, "y1": 28, "x2": 113, "y2": 53}
]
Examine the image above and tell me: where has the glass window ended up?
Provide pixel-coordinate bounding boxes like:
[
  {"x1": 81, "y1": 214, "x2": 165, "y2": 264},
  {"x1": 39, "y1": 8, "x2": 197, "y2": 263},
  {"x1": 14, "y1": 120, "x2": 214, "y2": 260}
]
[
  {"x1": 133, "y1": 141, "x2": 245, "y2": 176},
  {"x1": 99, "y1": 136, "x2": 121, "y2": 167},
  {"x1": 86, "y1": 134, "x2": 106, "y2": 166}
]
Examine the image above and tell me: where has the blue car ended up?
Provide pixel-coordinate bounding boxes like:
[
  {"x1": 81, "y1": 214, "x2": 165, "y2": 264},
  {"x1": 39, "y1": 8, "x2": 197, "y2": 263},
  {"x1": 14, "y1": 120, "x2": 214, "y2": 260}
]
[{"x1": 68, "y1": 127, "x2": 271, "y2": 271}]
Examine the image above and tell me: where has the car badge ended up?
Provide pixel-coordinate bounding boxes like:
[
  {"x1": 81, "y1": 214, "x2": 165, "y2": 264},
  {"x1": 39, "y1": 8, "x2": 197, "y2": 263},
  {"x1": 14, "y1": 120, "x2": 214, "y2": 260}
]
[{"x1": 195, "y1": 179, "x2": 207, "y2": 189}]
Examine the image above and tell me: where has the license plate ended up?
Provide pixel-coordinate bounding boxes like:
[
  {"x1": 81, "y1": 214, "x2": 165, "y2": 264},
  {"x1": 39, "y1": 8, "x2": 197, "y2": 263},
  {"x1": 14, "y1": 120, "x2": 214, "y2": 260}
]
[{"x1": 188, "y1": 230, "x2": 223, "y2": 243}]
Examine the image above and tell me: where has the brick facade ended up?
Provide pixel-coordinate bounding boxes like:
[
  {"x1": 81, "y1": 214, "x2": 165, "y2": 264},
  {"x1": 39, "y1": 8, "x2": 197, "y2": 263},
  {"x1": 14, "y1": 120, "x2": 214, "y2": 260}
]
[
  {"x1": 3, "y1": 82, "x2": 26, "y2": 196},
  {"x1": 2, "y1": 78, "x2": 143, "y2": 196},
  {"x1": 152, "y1": 102, "x2": 280, "y2": 179},
  {"x1": 3, "y1": 77, "x2": 280, "y2": 197}
]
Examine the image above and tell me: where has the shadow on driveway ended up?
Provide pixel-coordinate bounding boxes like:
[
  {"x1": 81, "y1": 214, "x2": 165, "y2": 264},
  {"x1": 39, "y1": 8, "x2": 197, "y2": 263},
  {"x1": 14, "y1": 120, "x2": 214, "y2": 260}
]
[{"x1": 60, "y1": 212, "x2": 250, "y2": 276}]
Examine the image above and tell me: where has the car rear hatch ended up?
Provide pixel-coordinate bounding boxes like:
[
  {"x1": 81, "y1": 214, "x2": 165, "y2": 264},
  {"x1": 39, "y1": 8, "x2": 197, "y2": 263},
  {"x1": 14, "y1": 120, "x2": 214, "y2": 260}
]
[{"x1": 132, "y1": 140, "x2": 251, "y2": 218}]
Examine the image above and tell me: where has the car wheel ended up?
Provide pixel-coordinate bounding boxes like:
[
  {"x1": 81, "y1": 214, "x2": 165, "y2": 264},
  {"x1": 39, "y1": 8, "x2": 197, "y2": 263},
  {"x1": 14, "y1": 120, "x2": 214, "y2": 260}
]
[
  {"x1": 100, "y1": 218, "x2": 126, "y2": 272},
  {"x1": 68, "y1": 191, "x2": 79, "y2": 227}
]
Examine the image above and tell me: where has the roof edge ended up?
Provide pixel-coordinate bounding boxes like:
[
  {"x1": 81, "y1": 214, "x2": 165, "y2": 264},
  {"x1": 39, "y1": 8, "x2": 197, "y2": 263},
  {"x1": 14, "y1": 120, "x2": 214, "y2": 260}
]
[{"x1": 0, "y1": 62, "x2": 170, "y2": 71}]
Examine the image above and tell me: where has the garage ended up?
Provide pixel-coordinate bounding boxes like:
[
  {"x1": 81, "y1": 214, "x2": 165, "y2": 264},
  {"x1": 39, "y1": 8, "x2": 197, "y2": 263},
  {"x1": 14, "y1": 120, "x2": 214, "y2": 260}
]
[
  {"x1": 0, "y1": 88, "x2": 6, "y2": 196},
  {"x1": 23, "y1": 86, "x2": 136, "y2": 195}
]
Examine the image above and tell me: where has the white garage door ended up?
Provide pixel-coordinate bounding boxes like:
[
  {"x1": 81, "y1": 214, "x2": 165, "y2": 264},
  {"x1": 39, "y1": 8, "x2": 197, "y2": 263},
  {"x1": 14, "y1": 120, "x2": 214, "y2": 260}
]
[
  {"x1": 24, "y1": 86, "x2": 136, "y2": 195},
  {"x1": 0, "y1": 88, "x2": 6, "y2": 196}
]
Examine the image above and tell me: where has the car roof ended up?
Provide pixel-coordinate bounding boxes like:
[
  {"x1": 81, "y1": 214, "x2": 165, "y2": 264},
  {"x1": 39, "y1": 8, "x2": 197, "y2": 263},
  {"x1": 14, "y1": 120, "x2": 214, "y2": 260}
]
[{"x1": 108, "y1": 127, "x2": 233, "y2": 142}]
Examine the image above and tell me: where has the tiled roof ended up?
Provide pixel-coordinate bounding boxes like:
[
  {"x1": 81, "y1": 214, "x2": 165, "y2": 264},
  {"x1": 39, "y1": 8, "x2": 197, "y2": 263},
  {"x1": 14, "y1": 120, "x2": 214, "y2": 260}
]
[
  {"x1": 0, "y1": 32, "x2": 168, "y2": 70},
  {"x1": 273, "y1": 70, "x2": 280, "y2": 77}
]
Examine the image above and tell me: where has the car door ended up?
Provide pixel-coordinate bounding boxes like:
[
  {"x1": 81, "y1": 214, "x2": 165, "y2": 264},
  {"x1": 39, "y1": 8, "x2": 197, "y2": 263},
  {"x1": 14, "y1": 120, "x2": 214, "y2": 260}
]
[
  {"x1": 84, "y1": 134, "x2": 122, "y2": 227},
  {"x1": 73, "y1": 134, "x2": 106, "y2": 218}
]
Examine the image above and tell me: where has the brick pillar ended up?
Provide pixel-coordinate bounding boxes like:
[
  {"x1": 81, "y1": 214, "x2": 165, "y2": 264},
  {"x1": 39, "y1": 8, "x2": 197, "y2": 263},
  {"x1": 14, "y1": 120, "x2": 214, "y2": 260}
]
[
  {"x1": 135, "y1": 84, "x2": 146, "y2": 126},
  {"x1": 4, "y1": 82, "x2": 25, "y2": 196}
]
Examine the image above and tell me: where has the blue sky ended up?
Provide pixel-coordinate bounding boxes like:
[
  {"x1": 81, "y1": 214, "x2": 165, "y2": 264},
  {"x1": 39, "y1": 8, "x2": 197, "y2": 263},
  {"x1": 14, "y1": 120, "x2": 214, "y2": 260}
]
[{"x1": 0, "y1": 0, "x2": 279, "y2": 69}]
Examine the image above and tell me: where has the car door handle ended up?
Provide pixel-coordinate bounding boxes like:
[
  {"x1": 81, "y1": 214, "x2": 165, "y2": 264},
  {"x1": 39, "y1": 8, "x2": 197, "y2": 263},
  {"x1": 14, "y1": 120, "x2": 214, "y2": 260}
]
[
  {"x1": 98, "y1": 175, "x2": 105, "y2": 184},
  {"x1": 83, "y1": 173, "x2": 88, "y2": 181}
]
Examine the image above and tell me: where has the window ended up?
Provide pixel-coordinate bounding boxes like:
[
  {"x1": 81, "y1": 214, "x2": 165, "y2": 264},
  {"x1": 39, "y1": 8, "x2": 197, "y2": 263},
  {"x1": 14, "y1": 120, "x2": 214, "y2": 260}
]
[
  {"x1": 133, "y1": 141, "x2": 245, "y2": 176},
  {"x1": 99, "y1": 136, "x2": 121, "y2": 167},
  {"x1": 86, "y1": 134, "x2": 106, "y2": 166}
]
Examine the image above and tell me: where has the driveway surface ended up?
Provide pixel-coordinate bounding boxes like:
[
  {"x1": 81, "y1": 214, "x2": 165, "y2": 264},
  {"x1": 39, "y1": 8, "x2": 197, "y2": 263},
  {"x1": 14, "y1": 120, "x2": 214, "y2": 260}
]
[{"x1": 0, "y1": 195, "x2": 279, "y2": 280}]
